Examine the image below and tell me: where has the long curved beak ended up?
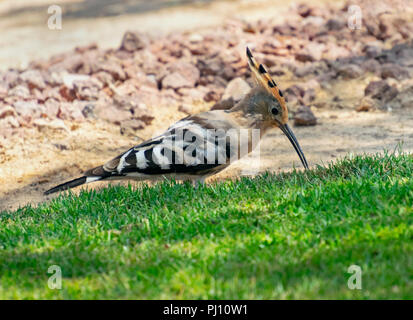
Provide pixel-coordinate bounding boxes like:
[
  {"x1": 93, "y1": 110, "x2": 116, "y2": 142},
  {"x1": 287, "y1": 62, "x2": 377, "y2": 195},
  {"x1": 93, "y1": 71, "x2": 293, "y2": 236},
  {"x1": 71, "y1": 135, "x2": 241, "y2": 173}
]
[{"x1": 279, "y1": 123, "x2": 309, "y2": 169}]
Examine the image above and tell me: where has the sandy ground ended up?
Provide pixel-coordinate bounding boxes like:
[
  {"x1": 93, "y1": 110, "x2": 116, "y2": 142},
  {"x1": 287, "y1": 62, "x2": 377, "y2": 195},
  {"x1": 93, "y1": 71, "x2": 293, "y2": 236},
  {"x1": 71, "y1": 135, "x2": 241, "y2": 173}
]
[{"x1": 2, "y1": 105, "x2": 413, "y2": 212}]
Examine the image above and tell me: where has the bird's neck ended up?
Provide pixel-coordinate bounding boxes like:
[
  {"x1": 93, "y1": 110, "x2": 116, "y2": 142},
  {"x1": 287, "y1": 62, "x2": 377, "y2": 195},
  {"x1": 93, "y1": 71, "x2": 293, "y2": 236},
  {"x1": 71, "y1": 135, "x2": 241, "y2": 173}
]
[{"x1": 228, "y1": 89, "x2": 272, "y2": 137}]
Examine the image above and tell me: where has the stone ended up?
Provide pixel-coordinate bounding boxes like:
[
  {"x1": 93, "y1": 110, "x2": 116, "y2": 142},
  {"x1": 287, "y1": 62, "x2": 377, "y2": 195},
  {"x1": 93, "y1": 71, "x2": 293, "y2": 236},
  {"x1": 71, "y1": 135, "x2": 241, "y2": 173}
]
[
  {"x1": 325, "y1": 19, "x2": 345, "y2": 31},
  {"x1": 95, "y1": 103, "x2": 131, "y2": 125},
  {"x1": 57, "y1": 102, "x2": 85, "y2": 121},
  {"x1": 2, "y1": 70, "x2": 19, "y2": 88},
  {"x1": 72, "y1": 78, "x2": 102, "y2": 101},
  {"x1": 80, "y1": 103, "x2": 95, "y2": 119},
  {"x1": 0, "y1": 106, "x2": 16, "y2": 119},
  {"x1": 362, "y1": 59, "x2": 381, "y2": 73},
  {"x1": 163, "y1": 72, "x2": 193, "y2": 90},
  {"x1": 59, "y1": 85, "x2": 76, "y2": 102},
  {"x1": 286, "y1": 85, "x2": 305, "y2": 99},
  {"x1": 119, "y1": 31, "x2": 149, "y2": 52},
  {"x1": 9, "y1": 85, "x2": 30, "y2": 99},
  {"x1": 393, "y1": 85, "x2": 413, "y2": 109},
  {"x1": 222, "y1": 77, "x2": 250, "y2": 102},
  {"x1": 380, "y1": 63, "x2": 409, "y2": 80},
  {"x1": 178, "y1": 104, "x2": 192, "y2": 114},
  {"x1": 44, "y1": 99, "x2": 60, "y2": 118},
  {"x1": 33, "y1": 118, "x2": 69, "y2": 132},
  {"x1": 13, "y1": 100, "x2": 42, "y2": 121},
  {"x1": 295, "y1": 53, "x2": 315, "y2": 63},
  {"x1": 97, "y1": 62, "x2": 127, "y2": 81},
  {"x1": 62, "y1": 73, "x2": 91, "y2": 89},
  {"x1": 363, "y1": 45, "x2": 381, "y2": 59},
  {"x1": 356, "y1": 97, "x2": 375, "y2": 112},
  {"x1": 163, "y1": 61, "x2": 200, "y2": 90},
  {"x1": 294, "y1": 106, "x2": 317, "y2": 126},
  {"x1": 365, "y1": 80, "x2": 398, "y2": 102},
  {"x1": 120, "y1": 119, "x2": 146, "y2": 135},
  {"x1": 336, "y1": 63, "x2": 363, "y2": 79},
  {"x1": 19, "y1": 70, "x2": 46, "y2": 90},
  {"x1": 204, "y1": 90, "x2": 222, "y2": 102}
]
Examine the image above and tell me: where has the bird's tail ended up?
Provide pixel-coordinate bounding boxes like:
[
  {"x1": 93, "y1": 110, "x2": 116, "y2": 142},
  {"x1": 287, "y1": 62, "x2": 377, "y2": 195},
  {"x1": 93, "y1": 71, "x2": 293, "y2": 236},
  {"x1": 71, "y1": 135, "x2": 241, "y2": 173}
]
[{"x1": 44, "y1": 165, "x2": 110, "y2": 195}]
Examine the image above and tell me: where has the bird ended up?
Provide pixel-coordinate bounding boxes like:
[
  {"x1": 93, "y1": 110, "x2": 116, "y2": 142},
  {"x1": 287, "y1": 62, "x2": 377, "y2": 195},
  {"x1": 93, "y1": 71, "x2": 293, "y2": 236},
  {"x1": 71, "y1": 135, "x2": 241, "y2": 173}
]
[{"x1": 44, "y1": 47, "x2": 309, "y2": 195}]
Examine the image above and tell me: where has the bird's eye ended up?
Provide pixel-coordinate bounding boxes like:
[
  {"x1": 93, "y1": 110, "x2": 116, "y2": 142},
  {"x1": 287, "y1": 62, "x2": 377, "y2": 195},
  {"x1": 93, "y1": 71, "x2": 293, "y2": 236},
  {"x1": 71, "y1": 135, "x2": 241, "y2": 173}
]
[{"x1": 271, "y1": 107, "x2": 279, "y2": 116}]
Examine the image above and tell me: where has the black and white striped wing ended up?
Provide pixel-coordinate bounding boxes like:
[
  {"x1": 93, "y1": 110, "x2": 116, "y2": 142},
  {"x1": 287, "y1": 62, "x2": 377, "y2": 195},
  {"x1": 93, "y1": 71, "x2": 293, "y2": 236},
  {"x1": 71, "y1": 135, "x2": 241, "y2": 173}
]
[{"x1": 93, "y1": 112, "x2": 240, "y2": 179}]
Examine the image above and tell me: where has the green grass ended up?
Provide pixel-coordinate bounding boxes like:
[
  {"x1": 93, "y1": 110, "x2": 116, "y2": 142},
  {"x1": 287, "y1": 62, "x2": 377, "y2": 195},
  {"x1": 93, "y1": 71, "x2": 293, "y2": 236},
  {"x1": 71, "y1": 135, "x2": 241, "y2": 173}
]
[{"x1": 0, "y1": 152, "x2": 412, "y2": 299}]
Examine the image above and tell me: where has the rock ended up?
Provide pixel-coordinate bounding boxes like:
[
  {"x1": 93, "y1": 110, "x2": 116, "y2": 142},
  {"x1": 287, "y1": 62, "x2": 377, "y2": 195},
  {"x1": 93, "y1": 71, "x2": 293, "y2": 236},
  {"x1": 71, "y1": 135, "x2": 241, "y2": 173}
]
[
  {"x1": 13, "y1": 100, "x2": 42, "y2": 122},
  {"x1": 188, "y1": 34, "x2": 204, "y2": 43},
  {"x1": 294, "y1": 106, "x2": 317, "y2": 126},
  {"x1": 44, "y1": 98, "x2": 60, "y2": 118},
  {"x1": 57, "y1": 102, "x2": 85, "y2": 121},
  {"x1": 93, "y1": 71, "x2": 114, "y2": 86},
  {"x1": 72, "y1": 78, "x2": 102, "y2": 101},
  {"x1": 286, "y1": 85, "x2": 305, "y2": 99},
  {"x1": 163, "y1": 72, "x2": 193, "y2": 90},
  {"x1": 363, "y1": 45, "x2": 381, "y2": 59},
  {"x1": 295, "y1": 53, "x2": 315, "y2": 63},
  {"x1": 132, "y1": 103, "x2": 154, "y2": 125},
  {"x1": 392, "y1": 85, "x2": 413, "y2": 109},
  {"x1": 48, "y1": 53, "x2": 84, "y2": 73},
  {"x1": 161, "y1": 61, "x2": 200, "y2": 90},
  {"x1": 302, "y1": 88, "x2": 316, "y2": 105},
  {"x1": 325, "y1": 19, "x2": 345, "y2": 31},
  {"x1": 0, "y1": 83, "x2": 7, "y2": 99},
  {"x1": 324, "y1": 44, "x2": 350, "y2": 60},
  {"x1": 120, "y1": 119, "x2": 145, "y2": 135},
  {"x1": 362, "y1": 59, "x2": 381, "y2": 73},
  {"x1": 119, "y1": 31, "x2": 149, "y2": 52},
  {"x1": 0, "y1": 106, "x2": 16, "y2": 119},
  {"x1": 294, "y1": 65, "x2": 316, "y2": 78},
  {"x1": 97, "y1": 61, "x2": 126, "y2": 81},
  {"x1": 378, "y1": 14, "x2": 397, "y2": 40},
  {"x1": 95, "y1": 103, "x2": 131, "y2": 125},
  {"x1": 297, "y1": 4, "x2": 312, "y2": 18},
  {"x1": 356, "y1": 97, "x2": 375, "y2": 112},
  {"x1": 19, "y1": 70, "x2": 46, "y2": 90},
  {"x1": 178, "y1": 104, "x2": 192, "y2": 114},
  {"x1": 9, "y1": 85, "x2": 30, "y2": 99},
  {"x1": 177, "y1": 87, "x2": 207, "y2": 102},
  {"x1": 33, "y1": 119, "x2": 69, "y2": 132},
  {"x1": 2, "y1": 70, "x2": 19, "y2": 88},
  {"x1": 365, "y1": 80, "x2": 398, "y2": 102},
  {"x1": 222, "y1": 77, "x2": 250, "y2": 102},
  {"x1": 380, "y1": 63, "x2": 409, "y2": 80},
  {"x1": 0, "y1": 115, "x2": 20, "y2": 130},
  {"x1": 204, "y1": 90, "x2": 222, "y2": 102},
  {"x1": 59, "y1": 85, "x2": 76, "y2": 102},
  {"x1": 62, "y1": 73, "x2": 91, "y2": 89},
  {"x1": 336, "y1": 63, "x2": 363, "y2": 79}
]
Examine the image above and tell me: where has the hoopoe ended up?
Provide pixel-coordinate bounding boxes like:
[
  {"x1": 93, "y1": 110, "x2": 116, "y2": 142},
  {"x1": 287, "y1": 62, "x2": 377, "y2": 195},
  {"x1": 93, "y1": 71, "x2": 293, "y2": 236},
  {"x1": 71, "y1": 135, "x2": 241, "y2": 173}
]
[{"x1": 44, "y1": 47, "x2": 308, "y2": 195}]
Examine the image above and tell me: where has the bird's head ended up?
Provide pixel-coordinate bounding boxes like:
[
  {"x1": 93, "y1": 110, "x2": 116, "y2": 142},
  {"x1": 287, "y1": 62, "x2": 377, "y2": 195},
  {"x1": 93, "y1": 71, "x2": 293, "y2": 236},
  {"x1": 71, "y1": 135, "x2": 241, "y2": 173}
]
[{"x1": 246, "y1": 47, "x2": 309, "y2": 170}]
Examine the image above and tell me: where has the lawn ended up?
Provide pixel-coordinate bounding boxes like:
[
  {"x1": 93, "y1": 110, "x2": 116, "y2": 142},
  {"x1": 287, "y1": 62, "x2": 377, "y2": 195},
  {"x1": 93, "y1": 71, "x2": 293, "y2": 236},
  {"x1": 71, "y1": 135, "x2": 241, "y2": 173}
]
[{"x1": 0, "y1": 152, "x2": 412, "y2": 299}]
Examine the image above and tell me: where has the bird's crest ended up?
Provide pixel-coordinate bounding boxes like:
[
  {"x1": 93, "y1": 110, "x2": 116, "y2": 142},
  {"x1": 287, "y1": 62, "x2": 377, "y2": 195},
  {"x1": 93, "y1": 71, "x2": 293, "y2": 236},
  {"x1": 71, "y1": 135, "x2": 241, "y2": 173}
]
[{"x1": 246, "y1": 47, "x2": 288, "y2": 119}]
